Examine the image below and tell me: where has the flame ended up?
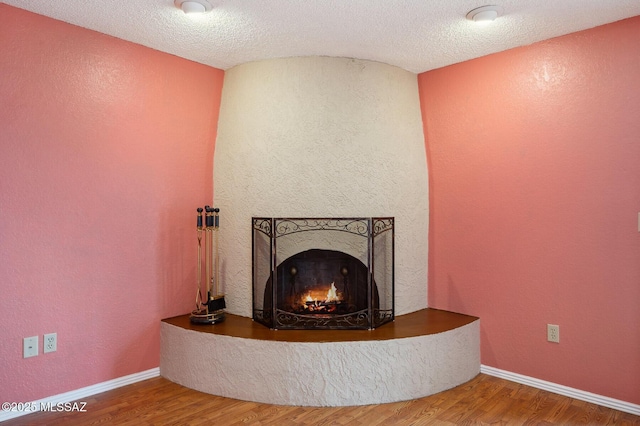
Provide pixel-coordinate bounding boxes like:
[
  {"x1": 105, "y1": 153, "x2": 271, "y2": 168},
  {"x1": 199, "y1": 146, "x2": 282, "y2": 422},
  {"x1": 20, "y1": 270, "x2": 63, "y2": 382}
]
[
  {"x1": 299, "y1": 282, "x2": 342, "y2": 309},
  {"x1": 326, "y1": 282, "x2": 339, "y2": 302}
]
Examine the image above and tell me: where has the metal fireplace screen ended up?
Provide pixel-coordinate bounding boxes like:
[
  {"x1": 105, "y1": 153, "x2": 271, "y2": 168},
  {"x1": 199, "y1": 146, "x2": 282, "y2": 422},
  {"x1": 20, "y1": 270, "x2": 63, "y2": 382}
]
[{"x1": 252, "y1": 218, "x2": 394, "y2": 330}]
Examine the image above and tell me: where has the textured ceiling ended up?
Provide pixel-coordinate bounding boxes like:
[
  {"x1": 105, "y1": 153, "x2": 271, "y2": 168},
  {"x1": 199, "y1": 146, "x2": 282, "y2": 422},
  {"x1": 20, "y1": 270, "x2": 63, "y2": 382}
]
[{"x1": 4, "y1": 0, "x2": 640, "y2": 73}]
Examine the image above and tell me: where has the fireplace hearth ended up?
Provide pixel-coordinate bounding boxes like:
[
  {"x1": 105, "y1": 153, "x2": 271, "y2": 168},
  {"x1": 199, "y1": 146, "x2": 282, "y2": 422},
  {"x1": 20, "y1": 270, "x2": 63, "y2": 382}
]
[{"x1": 252, "y1": 218, "x2": 394, "y2": 330}]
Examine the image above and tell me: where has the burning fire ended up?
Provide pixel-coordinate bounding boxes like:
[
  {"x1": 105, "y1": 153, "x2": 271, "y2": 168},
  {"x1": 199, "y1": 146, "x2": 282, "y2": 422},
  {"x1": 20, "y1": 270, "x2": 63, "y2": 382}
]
[
  {"x1": 326, "y1": 282, "x2": 339, "y2": 302},
  {"x1": 300, "y1": 282, "x2": 342, "y2": 310}
]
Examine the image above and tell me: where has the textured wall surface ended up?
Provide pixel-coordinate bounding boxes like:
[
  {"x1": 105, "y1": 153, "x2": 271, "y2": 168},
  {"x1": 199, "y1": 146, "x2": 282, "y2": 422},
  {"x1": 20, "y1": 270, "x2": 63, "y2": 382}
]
[
  {"x1": 6, "y1": 1, "x2": 640, "y2": 74},
  {"x1": 419, "y1": 16, "x2": 640, "y2": 404},
  {"x1": 160, "y1": 319, "x2": 480, "y2": 406},
  {"x1": 0, "y1": 5, "x2": 224, "y2": 403},
  {"x1": 213, "y1": 57, "x2": 429, "y2": 317}
]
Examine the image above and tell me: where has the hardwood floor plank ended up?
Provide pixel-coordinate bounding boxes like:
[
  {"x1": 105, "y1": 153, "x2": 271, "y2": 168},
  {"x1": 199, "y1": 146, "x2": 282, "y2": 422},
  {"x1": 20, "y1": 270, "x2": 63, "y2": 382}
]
[{"x1": 4, "y1": 374, "x2": 638, "y2": 425}]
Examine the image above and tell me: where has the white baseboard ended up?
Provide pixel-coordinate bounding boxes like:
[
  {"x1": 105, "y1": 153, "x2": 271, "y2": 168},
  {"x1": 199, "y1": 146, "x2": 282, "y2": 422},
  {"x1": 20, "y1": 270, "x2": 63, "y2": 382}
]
[
  {"x1": 4, "y1": 366, "x2": 637, "y2": 422},
  {"x1": 0, "y1": 367, "x2": 160, "y2": 423},
  {"x1": 481, "y1": 365, "x2": 640, "y2": 416}
]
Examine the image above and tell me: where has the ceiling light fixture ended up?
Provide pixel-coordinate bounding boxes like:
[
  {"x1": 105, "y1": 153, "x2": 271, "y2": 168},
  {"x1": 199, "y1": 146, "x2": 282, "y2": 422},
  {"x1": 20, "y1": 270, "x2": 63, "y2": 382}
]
[
  {"x1": 466, "y1": 5, "x2": 503, "y2": 24},
  {"x1": 175, "y1": 0, "x2": 212, "y2": 14}
]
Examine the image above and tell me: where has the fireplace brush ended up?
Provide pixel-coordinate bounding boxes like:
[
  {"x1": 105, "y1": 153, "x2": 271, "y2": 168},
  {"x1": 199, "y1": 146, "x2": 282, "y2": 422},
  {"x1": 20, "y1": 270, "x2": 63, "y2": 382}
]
[{"x1": 190, "y1": 206, "x2": 226, "y2": 324}]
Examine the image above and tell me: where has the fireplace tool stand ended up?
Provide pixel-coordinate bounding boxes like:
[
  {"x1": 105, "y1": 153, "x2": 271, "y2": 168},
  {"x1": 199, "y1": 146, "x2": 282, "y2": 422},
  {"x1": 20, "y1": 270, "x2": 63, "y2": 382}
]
[{"x1": 190, "y1": 206, "x2": 226, "y2": 324}]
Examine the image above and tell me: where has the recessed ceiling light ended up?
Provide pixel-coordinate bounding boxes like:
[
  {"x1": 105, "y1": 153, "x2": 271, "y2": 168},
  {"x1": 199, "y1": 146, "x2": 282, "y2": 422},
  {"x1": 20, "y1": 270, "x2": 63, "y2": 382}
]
[
  {"x1": 466, "y1": 5, "x2": 503, "y2": 23},
  {"x1": 174, "y1": 0, "x2": 212, "y2": 14}
]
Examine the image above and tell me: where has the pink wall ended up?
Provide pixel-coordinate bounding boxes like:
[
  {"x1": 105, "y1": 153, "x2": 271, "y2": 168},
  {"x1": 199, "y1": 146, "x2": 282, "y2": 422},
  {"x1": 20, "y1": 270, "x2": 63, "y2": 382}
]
[
  {"x1": 419, "y1": 17, "x2": 640, "y2": 404},
  {"x1": 0, "y1": 5, "x2": 224, "y2": 402},
  {"x1": 3, "y1": 3, "x2": 638, "y2": 408}
]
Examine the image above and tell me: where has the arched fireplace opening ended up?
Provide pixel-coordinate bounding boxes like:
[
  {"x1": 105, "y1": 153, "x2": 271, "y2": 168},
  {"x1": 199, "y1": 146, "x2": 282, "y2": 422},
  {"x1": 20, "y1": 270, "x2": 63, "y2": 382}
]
[
  {"x1": 252, "y1": 218, "x2": 394, "y2": 330},
  {"x1": 266, "y1": 249, "x2": 377, "y2": 322}
]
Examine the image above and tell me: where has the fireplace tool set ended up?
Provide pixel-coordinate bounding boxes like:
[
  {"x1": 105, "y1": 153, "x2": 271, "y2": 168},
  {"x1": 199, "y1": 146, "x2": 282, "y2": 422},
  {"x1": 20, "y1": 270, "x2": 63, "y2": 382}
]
[{"x1": 190, "y1": 206, "x2": 226, "y2": 324}]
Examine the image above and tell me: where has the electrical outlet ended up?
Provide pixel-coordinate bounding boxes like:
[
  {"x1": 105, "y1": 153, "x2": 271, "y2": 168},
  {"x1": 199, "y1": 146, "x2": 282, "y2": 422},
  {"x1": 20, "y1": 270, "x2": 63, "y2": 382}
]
[
  {"x1": 23, "y1": 336, "x2": 38, "y2": 358},
  {"x1": 547, "y1": 324, "x2": 560, "y2": 343},
  {"x1": 44, "y1": 333, "x2": 57, "y2": 353}
]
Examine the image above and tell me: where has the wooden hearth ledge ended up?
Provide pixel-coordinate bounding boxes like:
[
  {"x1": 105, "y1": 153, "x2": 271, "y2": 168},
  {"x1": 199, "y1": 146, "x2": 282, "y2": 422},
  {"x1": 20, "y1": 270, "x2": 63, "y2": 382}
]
[
  {"x1": 162, "y1": 308, "x2": 476, "y2": 342},
  {"x1": 161, "y1": 308, "x2": 480, "y2": 407}
]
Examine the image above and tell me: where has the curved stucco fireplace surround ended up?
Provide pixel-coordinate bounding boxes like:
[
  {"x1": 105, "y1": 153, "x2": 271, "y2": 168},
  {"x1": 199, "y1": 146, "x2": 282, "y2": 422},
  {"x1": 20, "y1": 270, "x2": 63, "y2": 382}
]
[
  {"x1": 213, "y1": 56, "x2": 429, "y2": 317},
  {"x1": 161, "y1": 56, "x2": 480, "y2": 406}
]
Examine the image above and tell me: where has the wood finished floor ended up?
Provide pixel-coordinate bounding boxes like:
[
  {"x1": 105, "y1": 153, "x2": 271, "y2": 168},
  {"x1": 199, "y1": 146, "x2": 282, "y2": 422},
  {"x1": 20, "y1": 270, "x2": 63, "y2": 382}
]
[{"x1": 6, "y1": 374, "x2": 639, "y2": 425}]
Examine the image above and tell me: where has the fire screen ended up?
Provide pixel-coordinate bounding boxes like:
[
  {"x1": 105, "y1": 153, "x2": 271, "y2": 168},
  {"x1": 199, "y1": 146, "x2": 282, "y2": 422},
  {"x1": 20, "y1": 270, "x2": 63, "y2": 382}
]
[{"x1": 252, "y1": 218, "x2": 394, "y2": 330}]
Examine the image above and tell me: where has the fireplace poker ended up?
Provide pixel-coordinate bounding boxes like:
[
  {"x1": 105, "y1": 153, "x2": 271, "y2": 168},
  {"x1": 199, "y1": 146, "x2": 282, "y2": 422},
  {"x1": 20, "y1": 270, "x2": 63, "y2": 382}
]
[
  {"x1": 195, "y1": 207, "x2": 204, "y2": 311},
  {"x1": 190, "y1": 207, "x2": 209, "y2": 323}
]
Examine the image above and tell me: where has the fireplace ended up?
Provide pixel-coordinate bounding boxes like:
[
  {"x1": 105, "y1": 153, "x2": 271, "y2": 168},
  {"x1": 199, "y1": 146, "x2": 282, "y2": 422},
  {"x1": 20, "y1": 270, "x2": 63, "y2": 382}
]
[{"x1": 252, "y1": 218, "x2": 394, "y2": 330}]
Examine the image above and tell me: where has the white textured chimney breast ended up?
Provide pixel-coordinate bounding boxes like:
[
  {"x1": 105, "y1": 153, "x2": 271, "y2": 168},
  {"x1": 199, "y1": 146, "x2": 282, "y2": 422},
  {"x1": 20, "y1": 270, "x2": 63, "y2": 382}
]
[{"x1": 214, "y1": 56, "x2": 429, "y2": 317}]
